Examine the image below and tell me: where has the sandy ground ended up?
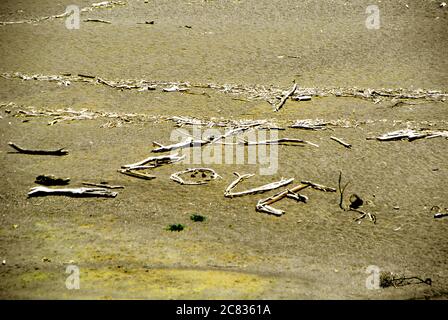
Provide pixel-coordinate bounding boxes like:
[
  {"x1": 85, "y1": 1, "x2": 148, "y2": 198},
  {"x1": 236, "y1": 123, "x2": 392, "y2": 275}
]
[{"x1": 0, "y1": 0, "x2": 447, "y2": 299}]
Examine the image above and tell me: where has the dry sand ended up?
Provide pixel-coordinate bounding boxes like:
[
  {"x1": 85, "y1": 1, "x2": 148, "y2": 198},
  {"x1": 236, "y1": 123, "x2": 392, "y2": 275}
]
[{"x1": 0, "y1": 0, "x2": 447, "y2": 299}]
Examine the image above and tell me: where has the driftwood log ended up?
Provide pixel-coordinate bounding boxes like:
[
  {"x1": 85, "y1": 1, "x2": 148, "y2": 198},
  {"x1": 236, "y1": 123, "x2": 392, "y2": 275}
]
[
  {"x1": 224, "y1": 172, "x2": 294, "y2": 198},
  {"x1": 28, "y1": 186, "x2": 117, "y2": 198}
]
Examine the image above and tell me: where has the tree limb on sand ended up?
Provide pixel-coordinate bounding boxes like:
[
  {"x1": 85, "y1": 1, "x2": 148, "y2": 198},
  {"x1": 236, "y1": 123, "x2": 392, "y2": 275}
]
[
  {"x1": 274, "y1": 82, "x2": 297, "y2": 112},
  {"x1": 224, "y1": 172, "x2": 294, "y2": 198},
  {"x1": 8, "y1": 142, "x2": 68, "y2": 156},
  {"x1": 28, "y1": 186, "x2": 117, "y2": 198}
]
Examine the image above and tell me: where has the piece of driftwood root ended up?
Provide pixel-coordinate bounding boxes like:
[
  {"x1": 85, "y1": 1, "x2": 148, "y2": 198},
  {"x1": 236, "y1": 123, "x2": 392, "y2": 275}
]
[
  {"x1": 170, "y1": 168, "x2": 221, "y2": 185},
  {"x1": 274, "y1": 82, "x2": 297, "y2": 112},
  {"x1": 338, "y1": 171, "x2": 376, "y2": 223},
  {"x1": 224, "y1": 172, "x2": 294, "y2": 198},
  {"x1": 28, "y1": 186, "x2": 117, "y2": 198},
  {"x1": 256, "y1": 181, "x2": 336, "y2": 216},
  {"x1": 8, "y1": 142, "x2": 68, "y2": 156},
  {"x1": 330, "y1": 136, "x2": 352, "y2": 149},
  {"x1": 35, "y1": 175, "x2": 70, "y2": 186}
]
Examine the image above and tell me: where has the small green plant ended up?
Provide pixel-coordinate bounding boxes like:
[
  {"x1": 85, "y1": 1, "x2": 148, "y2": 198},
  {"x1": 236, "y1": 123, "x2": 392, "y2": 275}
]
[
  {"x1": 190, "y1": 214, "x2": 206, "y2": 222},
  {"x1": 167, "y1": 224, "x2": 185, "y2": 232}
]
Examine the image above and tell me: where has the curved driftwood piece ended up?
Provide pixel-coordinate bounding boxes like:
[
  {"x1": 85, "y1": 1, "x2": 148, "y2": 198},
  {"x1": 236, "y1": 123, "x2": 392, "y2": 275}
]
[
  {"x1": 224, "y1": 172, "x2": 294, "y2": 198},
  {"x1": 122, "y1": 153, "x2": 185, "y2": 169},
  {"x1": 274, "y1": 82, "x2": 297, "y2": 112},
  {"x1": 170, "y1": 168, "x2": 221, "y2": 185},
  {"x1": 118, "y1": 169, "x2": 156, "y2": 180},
  {"x1": 8, "y1": 142, "x2": 68, "y2": 156},
  {"x1": 330, "y1": 136, "x2": 352, "y2": 149},
  {"x1": 28, "y1": 186, "x2": 117, "y2": 198}
]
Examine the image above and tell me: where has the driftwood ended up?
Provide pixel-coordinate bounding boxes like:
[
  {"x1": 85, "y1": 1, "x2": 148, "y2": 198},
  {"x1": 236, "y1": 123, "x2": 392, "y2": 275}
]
[
  {"x1": 122, "y1": 153, "x2": 185, "y2": 170},
  {"x1": 373, "y1": 129, "x2": 448, "y2": 142},
  {"x1": 84, "y1": 18, "x2": 111, "y2": 24},
  {"x1": 8, "y1": 142, "x2": 68, "y2": 156},
  {"x1": 28, "y1": 186, "x2": 117, "y2": 198},
  {"x1": 118, "y1": 169, "x2": 156, "y2": 180},
  {"x1": 170, "y1": 168, "x2": 221, "y2": 185},
  {"x1": 241, "y1": 138, "x2": 319, "y2": 147},
  {"x1": 82, "y1": 182, "x2": 124, "y2": 189},
  {"x1": 256, "y1": 181, "x2": 336, "y2": 216},
  {"x1": 35, "y1": 175, "x2": 70, "y2": 186},
  {"x1": 162, "y1": 85, "x2": 188, "y2": 92},
  {"x1": 224, "y1": 172, "x2": 294, "y2": 198},
  {"x1": 274, "y1": 82, "x2": 297, "y2": 112},
  {"x1": 152, "y1": 138, "x2": 209, "y2": 153},
  {"x1": 338, "y1": 171, "x2": 376, "y2": 223},
  {"x1": 290, "y1": 119, "x2": 330, "y2": 130},
  {"x1": 291, "y1": 95, "x2": 312, "y2": 101},
  {"x1": 330, "y1": 136, "x2": 352, "y2": 149}
]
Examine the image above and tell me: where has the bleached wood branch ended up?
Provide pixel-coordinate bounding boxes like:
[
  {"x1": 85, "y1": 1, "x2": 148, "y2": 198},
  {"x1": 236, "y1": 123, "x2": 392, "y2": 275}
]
[
  {"x1": 274, "y1": 82, "x2": 297, "y2": 112},
  {"x1": 8, "y1": 142, "x2": 68, "y2": 156},
  {"x1": 118, "y1": 169, "x2": 156, "y2": 180},
  {"x1": 170, "y1": 168, "x2": 221, "y2": 185},
  {"x1": 330, "y1": 136, "x2": 352, "y2": 149},
  {"x1": 373, "y1": 129, "x2": 448, "y2": 142},
  {"x1": 224, "y1": 172, "x2": 294, "y2": 198},
  {"x1": 256, "y1": 181, "x2": 336, "y2": 216},
  {"x1": 122, "y1": 153, "x2": 185, "y2": 169},
  {"x1": 28, "y1": 186, "x2": 117, "y2": 198}
]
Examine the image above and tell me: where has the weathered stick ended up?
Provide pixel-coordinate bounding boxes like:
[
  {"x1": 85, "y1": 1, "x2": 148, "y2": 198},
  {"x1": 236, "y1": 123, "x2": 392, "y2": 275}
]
[
  {"x1": 330, "y1": 136, "x2": 352, "y2": 149},
  {"x1": 170, "y1": 168, "x2": 221, "y2": 185},
  {"x1": 84, "y1": 18, "x2": 112, "y2": 24},
  {"x1": 82, "y1": 182, "x2": 124, "y2": 189},
  {"x1": 118, "y1": 169, "x2": 156, "y2": 180},
  {"x1": 8, "y1": 142, "x2": 68, "y2": 156},
  {"x1": 224, "y1": 172, "x2": 294, "y2": 198},
  {"x1": 122, "y1": 153, "x2": 185, "y2": 169},
  {"x1": 28, "y1": 186, "x2": 117, "y2": 198},
  {"x1": 151, "y1": 138, "x2": 209, "y2": 153},
  {"x1": 274, "y1": 82, "x2": 297, "y2": 112},
  {"x1": 241, "y1": 138, "x2": 319, "y2": 147}
]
